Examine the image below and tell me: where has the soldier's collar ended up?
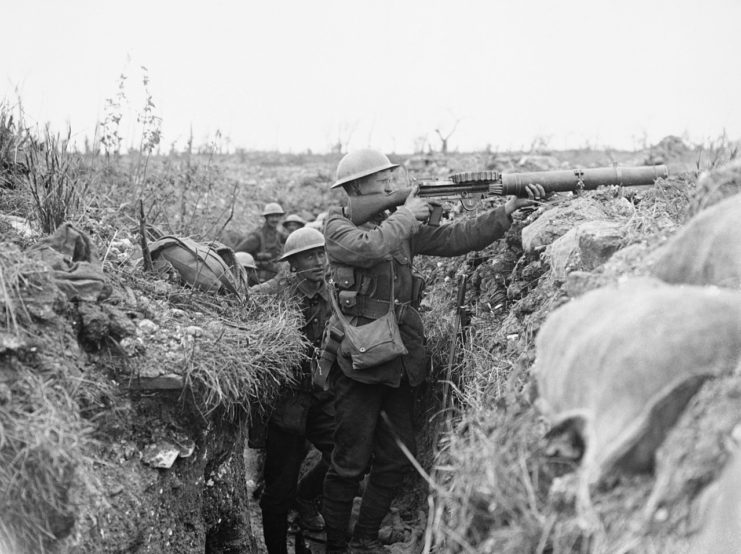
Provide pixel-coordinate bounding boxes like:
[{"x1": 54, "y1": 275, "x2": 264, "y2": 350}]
[{"x1": 296, "y1": 277, "x2": 326, "y2": 300}]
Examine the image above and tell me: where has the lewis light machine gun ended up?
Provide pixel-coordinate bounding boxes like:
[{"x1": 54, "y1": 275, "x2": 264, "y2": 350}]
[{"x1": 346, "y1": 164, "x2": 669, "y2": 226}]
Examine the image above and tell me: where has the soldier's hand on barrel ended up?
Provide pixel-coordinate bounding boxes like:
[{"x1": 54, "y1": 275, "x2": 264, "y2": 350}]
[
  {"x1": 504, "y1": 183, "x2": 546, "y2": 215},
  {"x1": 403, "y1": 185, "x2": 431, "y2": 221}
]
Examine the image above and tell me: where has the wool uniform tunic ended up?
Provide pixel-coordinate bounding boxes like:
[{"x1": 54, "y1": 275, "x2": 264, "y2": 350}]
[{"x1": 323, "y1": 204, "x2": 513, "y2": 387}]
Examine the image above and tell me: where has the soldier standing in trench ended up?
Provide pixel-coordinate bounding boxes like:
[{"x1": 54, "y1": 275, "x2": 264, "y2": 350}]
[
  {"x1": 236, "y1": 202, "x2": 287, "y2": 283},
  {"x1": 251, "y1": 227, "x2": 335, "y2": 554},
  {"x1": 319, "y1": 150, "x2": 544, "y2": 553}
]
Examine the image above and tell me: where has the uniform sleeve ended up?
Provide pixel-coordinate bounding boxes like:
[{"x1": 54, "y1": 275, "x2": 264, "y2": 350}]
[
  {"x1": 235, "y1": 231, "x2": 260, "y2": 255},
  {"x1": 324, "y1": 206, "x2": 422, "y2": 268},
  {"x1": 411, "y1": 206, "x2": 512, "y2": 257},
  {"x1": 249, "y1": 276, "x2": 282, "y2": 295}
]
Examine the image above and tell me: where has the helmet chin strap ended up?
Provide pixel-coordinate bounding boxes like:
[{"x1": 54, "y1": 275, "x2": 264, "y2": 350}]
[{"x1": 292, "y1": 266, "x2": 324, "y2": 276}]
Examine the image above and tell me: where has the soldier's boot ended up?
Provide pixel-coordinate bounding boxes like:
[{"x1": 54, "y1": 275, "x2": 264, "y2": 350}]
[{"x1": 295, "y1": 497, "x2": 325, "y2": 532}]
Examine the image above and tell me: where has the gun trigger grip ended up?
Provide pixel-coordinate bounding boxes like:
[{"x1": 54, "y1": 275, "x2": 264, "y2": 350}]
[{"x1": 428, "y1": 203, "x2": 443, "y2": 226}]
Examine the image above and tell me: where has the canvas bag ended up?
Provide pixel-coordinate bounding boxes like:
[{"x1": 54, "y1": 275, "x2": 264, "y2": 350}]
[
  {"x1": 148, "y1": 236, "x2": 246, "y2": 295},
  {"x1": 329, "y1": 261, "x2": 408, "y2": 370}
]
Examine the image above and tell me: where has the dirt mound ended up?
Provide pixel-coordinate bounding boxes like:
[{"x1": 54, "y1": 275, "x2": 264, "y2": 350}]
[{"x1": 0, "y1": 220, "x2": 306, "y2": 552}]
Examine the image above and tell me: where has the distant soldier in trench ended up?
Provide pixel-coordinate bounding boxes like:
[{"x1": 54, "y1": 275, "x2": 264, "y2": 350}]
[
  {"x1": 251, "y1": 227, "x2": 335, "y2": 554},
  {"x1": 234, "y1": 251, "x2": 260, "y2": 287},
  {"x1": 236, "y1": 202, "x2": 288, "y2": 283},
  {"x1": 282, "y1": 214, "x2": 307, "y2": 235},
  {"x1": 318, "y1": 150, "x2": 544, "y2": 553}
]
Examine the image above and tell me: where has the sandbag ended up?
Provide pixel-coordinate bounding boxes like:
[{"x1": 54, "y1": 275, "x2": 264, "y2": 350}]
[
  {"x1": 534, "y1": 278, "x2": 741, "y2": 485},
  {"x1": 653, "y1": 193, "x2": 741, "y2": 289},
  {"x1": 148, "y1": 236, "x2": 246, "y2": 295}
]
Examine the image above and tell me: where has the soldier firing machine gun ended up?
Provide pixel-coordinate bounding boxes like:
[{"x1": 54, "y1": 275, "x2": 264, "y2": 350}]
[{"x1": 346, "y1": 164, "x2": 669, "y2": 226}]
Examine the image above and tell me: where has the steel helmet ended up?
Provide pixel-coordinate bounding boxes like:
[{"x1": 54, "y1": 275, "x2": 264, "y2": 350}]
[
  {"x1": 279, "y1": 227, "x2": 325, "y2": 261},
  {"x1": 282, "y1": 214, "x2": 306, "y2": 228},
  {"x1": 262, "y1": 202, "x2": 285, "y2": 216},
  {"x1": 331, "y1": 149, "x2": 399, "y2": 189},
  {"x1": 234, "y1": 251, "x2": 257, "y2": 270}
]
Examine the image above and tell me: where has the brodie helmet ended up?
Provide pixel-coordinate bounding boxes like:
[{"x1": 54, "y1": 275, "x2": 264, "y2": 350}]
[
  {"x1": 279, "y1": 227, "x2": 325, "y2": 261},
  {"x1": 262, "y1": 202, "x2": 285, "y2": 216},
  {"x1": 331, "y1": 149, "x2": 399, "y2": 189},
  {"x1": 282, "y1": 214, "x2": 307, "y2": 228},
  {"x1": 234, "y1": 251, "x2": 257, "y2": 270}
]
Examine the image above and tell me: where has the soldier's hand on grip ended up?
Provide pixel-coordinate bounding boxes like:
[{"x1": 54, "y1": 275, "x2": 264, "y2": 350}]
[
  {"x1": 504, "y1": 183, "x2": 546, "y2": 215},
  {"x1": 403, "y1": 185, "x2": 432, "y2": 221}
]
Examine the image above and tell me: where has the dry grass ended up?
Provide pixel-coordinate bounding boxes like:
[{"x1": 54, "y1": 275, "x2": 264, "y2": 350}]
[
  {"x1": 182, "y1": 296, "x2": 308, "y2": 418},
  {"x1": 0, "y1": 371, "x2": 94, "y2": 553},
  {"x1": 426, "y1": 314, "x2": 590, "y2": 554},
  {"x1": 0, "y1": 104, "x2": 33, "y2": 218},
  {"x1": 24, "y1": 128, "x2": 92, "y2": 234},
  {"x1": 0, "y1": 244, "x2": 51, "y2": 332},
  {"x1": 0, "y1": 245, "x2": 96, "y2": 554}
]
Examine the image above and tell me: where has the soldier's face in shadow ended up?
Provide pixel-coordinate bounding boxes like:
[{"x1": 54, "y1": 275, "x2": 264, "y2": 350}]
[{"x1": 283, "y1": 222, "x2": 304, "y2": 234}]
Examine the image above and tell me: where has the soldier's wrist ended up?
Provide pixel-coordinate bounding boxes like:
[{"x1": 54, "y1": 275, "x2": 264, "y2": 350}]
[{"x1": 396, "y1": 207, "x2": 422, "y2": 231}]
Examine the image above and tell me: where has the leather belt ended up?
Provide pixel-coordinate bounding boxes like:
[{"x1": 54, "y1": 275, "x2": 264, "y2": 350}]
[{"x1": 341, "y1": 295, "x2": 410, "y2": 320}]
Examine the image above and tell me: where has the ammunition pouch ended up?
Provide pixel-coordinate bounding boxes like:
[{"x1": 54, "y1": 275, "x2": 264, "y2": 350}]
[{"x1": 331, "y1": 264, "x2": 375, "y2": 295}]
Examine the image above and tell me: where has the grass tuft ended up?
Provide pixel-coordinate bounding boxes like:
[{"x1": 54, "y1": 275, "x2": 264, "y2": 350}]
[
  {"x1": 0, "y1": 372, "x2": 94, "y2": 552},
  {"x1": 23, "y1": 127, "x2": 92, "y2": 234},
  {"x1": 183, "y1": 297, "x2": 308, "y2": 418}
]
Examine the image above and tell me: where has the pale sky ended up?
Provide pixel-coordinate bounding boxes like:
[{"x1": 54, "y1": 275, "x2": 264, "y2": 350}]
[{"x1": 2, "y1": 0, "x2": 740, "y2": 153}]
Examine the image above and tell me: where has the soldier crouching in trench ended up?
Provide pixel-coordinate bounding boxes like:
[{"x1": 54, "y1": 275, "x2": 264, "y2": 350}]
[
  {"x1": 318, "y1": 150, "x2": 544, "y2": 553},
  {"x1": 250, "y1": 227, "x2": 335, "y2": 554}
]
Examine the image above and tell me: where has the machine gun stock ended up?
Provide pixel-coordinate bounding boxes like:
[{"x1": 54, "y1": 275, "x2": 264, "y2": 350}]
[{"x1": 345, "y1": 164, "x2": 668, "y2": 226}]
